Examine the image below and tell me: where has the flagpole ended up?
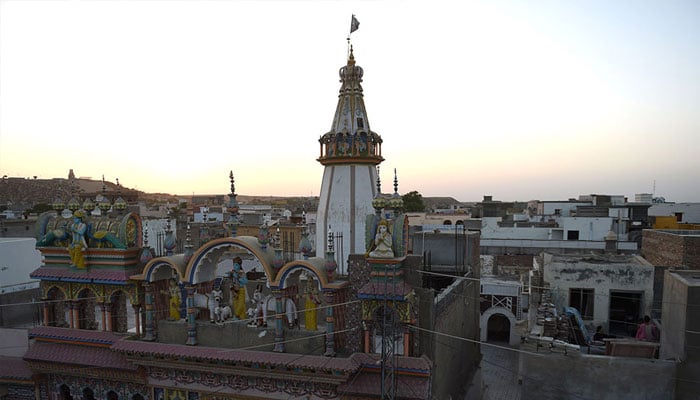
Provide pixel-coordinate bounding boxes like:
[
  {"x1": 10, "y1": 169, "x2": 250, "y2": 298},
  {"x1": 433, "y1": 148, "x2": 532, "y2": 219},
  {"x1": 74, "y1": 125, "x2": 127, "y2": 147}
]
[{"x1": 348, "y1": 14, "x2": 359, "y2": 58}]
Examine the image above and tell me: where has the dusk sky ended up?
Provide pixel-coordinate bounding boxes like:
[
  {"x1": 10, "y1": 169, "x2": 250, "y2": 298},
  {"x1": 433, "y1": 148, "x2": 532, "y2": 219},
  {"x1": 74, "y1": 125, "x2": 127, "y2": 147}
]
[{"x1": 1, "y1": 1, "x2": 698, "y2": 202}]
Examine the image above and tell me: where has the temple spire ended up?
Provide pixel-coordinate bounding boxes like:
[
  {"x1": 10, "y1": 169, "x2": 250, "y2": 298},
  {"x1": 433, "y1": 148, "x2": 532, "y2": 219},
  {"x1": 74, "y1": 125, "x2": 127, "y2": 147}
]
[{"x1": 317, "y1": 46, "x2": 383, "y2": 166}]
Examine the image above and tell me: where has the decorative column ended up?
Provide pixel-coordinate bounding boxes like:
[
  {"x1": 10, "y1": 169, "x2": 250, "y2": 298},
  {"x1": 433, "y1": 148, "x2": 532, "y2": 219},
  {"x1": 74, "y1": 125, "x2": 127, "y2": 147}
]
[
  {"x1": 100, "y1": 303, "x2": 107, "y2": 331},
  {"x1": 186, "y1": 285, "x2": 198, "y2": 346},
  {"x1": 143, "y1": 283, "x2": 155, "y2": 341},
  {"x1": 324, "y1": 229, "x2": 337, "y2": 283},
  {"x1": 273, "y1": 289, "x2": 285, "y2": 353},
  {"x1": 258, "y1": 223, "x2": 269, "y2": 250},
  {"x1": 298, "y1": 211, "x2": 313, "y2": 259},
  {"x1": 133, "y1": 304, "x2": 141, "y2": 337},
  {"x1": 364, "y1": 323, "x2": 371, "y2": 353},
  {"x1": 69, "y1": 301, "x2": 77, "y2": 329},
  {"x1": 42, "y1": 300, "x2": 49, "y2": 327},
  {"x1": 403, "y1": 325, "x2": 410, "y2": 356},
  {"x1": 164, "y1": 215, "x2": 176, "y2": 256},
  {"x1": 104, "y1": 303, "x2": 113, "y2": 332},
  {"x1": 226, "y1": 171, "x2": 240, "y2": 238},
  {"x1": 273, "y1": 227, "x2": 284, "y2": 272},
  {"x1": 324, "y1": 291, "x2": 336, "y2": 357}
]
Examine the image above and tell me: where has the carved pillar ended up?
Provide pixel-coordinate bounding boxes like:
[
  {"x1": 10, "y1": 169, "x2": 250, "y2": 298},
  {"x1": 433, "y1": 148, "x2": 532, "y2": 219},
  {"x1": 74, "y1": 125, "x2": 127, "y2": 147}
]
[
  {"x1": 324, "y1": 291, "x2": 335, "y2": 357},
  {"x1": 69, "y1": 301, "x2": 77, "y2": 329},
  {"x1": 273, "y1": 289, "x2": 285, "y2": 353},
  {"x1": 100, "y1": 303, "x2": 107, "y2": 331},
  {"x1": 104, "y1": 303, "x2": 113, "y2": 332},
  {"x1": 42, "y1": 300, "x2": 49, "y2": 327},
  {"x1": 186, "y1": 285, "x2": 197, "y2": 346},
  {"x1": 403, "y1": 325, "x2": 410, "y2": 356},
  {"x1": 133, "y1": 304, "x2": 141, "y2": 337},
  {"x1": 364, "y1": 324, "x2": 371, "y2": 353},
  {"x1": 143, "y1": 283, "x2": 155, "y2": 341}
]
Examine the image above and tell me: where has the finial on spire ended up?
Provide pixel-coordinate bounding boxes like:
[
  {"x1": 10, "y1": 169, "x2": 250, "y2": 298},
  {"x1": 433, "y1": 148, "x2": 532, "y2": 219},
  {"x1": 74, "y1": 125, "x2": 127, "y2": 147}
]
[
  {"x1": 376, "y1": 166, "x2": 382, "y2": 195},
  {"x1": 393, "y1": 168, "x2": 399, "y2": 196},
  {"x1": 229, "y1": 170, "x2": 235, "y2": 195}
]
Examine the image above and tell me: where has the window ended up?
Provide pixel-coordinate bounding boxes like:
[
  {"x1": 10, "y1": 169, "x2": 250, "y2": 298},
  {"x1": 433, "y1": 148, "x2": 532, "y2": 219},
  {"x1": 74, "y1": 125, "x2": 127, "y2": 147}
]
[
  {"x1": 570, "y1": 288, "x2": 594, "y2": 320},
  {"x1": 567, "y1": 230, "x2": 579, "y2": 240}
]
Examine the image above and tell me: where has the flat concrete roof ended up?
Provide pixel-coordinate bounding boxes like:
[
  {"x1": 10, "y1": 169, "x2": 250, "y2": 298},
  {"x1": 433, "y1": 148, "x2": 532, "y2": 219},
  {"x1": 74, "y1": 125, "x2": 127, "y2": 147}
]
[{"x1": 669, "y1": 270, "x2": 700, "y2": 286}]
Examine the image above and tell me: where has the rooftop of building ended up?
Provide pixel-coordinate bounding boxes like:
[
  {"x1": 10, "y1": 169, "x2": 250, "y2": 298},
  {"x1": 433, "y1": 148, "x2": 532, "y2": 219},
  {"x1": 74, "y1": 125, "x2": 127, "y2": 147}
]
[
  {"x1": 547, "y1": 253, "x2": 651, "y2": 265},
  {"x1": 647, "y1": 229, "x2": 700, "y2": 237},
  {"x1": 668, "y1": 269, "x2": 700, "y2": 286}
]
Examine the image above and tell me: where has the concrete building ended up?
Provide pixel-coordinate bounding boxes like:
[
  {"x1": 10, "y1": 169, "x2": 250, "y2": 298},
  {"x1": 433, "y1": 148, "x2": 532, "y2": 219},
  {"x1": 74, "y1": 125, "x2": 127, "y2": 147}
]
[
  {"x1": 660, "y1": 269, "x2": 700, "y2": 398},
  {"x1": 635, "y1": 193, "x2": 653, "y2": 203},
  {"x1": 0, "y1": 238, "x2": 42, "y2": 293},
  {"x1": 649, "y1": 202, "x2": 700, "y2": 224},
  {"x1": 479, "y1": 195, "x2": 653, "y2": 255},
  {"x1": 542, "y1": 253, "x2": 654, "y2": 336}
]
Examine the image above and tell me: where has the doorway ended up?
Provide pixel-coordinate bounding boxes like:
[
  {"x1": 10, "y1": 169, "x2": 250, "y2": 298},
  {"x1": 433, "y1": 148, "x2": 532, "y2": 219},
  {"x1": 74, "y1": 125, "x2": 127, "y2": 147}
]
[
  {"x1": 609, "y1": 291, "x2": 642, "y2": 337},
  {"x1": 487, "y1": 313, "x2": 511, "y2": 342}
]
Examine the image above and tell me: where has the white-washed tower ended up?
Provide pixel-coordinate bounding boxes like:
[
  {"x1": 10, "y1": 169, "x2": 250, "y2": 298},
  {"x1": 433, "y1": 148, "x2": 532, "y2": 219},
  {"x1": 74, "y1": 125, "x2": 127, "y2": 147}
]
[{"x1": 316, "y1": 47, "x2": 383, "y2": 274}]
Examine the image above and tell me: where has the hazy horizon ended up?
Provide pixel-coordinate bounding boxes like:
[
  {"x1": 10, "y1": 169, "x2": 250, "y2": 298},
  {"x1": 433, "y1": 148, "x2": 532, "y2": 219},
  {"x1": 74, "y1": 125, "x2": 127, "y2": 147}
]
[{"x1": 2, "y1": 1, "x2": 699, "y2": 202}]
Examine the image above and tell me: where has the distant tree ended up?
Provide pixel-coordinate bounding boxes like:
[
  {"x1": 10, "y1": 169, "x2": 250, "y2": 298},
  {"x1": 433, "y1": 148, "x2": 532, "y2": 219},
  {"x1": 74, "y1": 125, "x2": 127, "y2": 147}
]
[
  {"x1": 31, "y1": 203, "x2": 53, "y2": 214},
  {"x1": 402, "y1": 191, "x2": 426, "y2": 212}
]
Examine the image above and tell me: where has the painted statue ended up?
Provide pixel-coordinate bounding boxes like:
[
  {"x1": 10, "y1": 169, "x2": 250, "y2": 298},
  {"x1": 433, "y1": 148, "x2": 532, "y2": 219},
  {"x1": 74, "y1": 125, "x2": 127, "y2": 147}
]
[
  {"x1": 68, "y1": 211, "x2": 88, "y2": 268},
  {"x1": 166, "y1": 279, "x2": 181, "y2": 321},
  {"x1": 248, "y1": 284, "x2": 267, "y2": 328},
  {"x1": 368, "y1": 219, "x2": 394, "y2": 258},
  {"x1": 304, "y1": 280, "x2": 322, "y2": 331},
  {"x1": 230, "y1": 256, "x2": 248, "y2": 320}
]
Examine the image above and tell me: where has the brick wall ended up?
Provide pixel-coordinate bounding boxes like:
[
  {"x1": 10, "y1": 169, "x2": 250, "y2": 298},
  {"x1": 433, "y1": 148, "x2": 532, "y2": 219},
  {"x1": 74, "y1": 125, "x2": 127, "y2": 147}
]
[{"x1": 642, "y1": 230, "x2": 700, "y2": 269}]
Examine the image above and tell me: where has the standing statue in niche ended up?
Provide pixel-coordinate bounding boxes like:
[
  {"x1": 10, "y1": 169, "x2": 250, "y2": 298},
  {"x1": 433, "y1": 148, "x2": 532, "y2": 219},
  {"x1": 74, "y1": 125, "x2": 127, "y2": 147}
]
[
  {"x1": 304, "y1": 280, "x2": 322, "y2": 331},
  {"x1": 68, "y1": 211, "x2": 88, "y2": 268},
  {"x1": 368, "y1": 219, "x2": 394, "y2": 258},
  {"x1": 230, "y1": 257, "x2": 248, "y2": 320},
  {"x1": 166, "y1": 279, "x2": 181, "y2": 321}
]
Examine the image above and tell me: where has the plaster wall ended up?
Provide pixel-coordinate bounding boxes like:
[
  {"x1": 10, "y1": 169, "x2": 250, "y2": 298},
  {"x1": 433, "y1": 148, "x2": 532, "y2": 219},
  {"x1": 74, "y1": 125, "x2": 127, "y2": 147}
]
[
  {"x1": 481, "y1": 217, "x2": 616, "y2": 242},
  {"x1": 481, "y1": 217, "x2": 550, "y2": 240},
  {"x1": 316, "y1": 164, "x2": 377, "y2": 275},
  {"x1": 0, "y1": 238, "x2": 42, "y2": 290},
  {"x1": 0, "y1": 328, "x2": 28, "y2": 357},
  {"x1": 481, "y1": 239, "x2": 637, "y2": 255},
  {"x1": 543, "y1": 255, "x2": 654, "y2": 328},
  {"x1": 0, "y1": 288, "x2": 41, "y2": 328},
  {"x1": 559, "y1": 217, "x2": 615, "y2": 241},
  {"x1": 660, "y1": 270, "x2": 700, "y2": 399},
  {"x1": 519, "y1": 350, "x2": 677, "y2": 400},
  {"x1": 411, "y1": 231, "x2": 479, "y2": 268}
]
